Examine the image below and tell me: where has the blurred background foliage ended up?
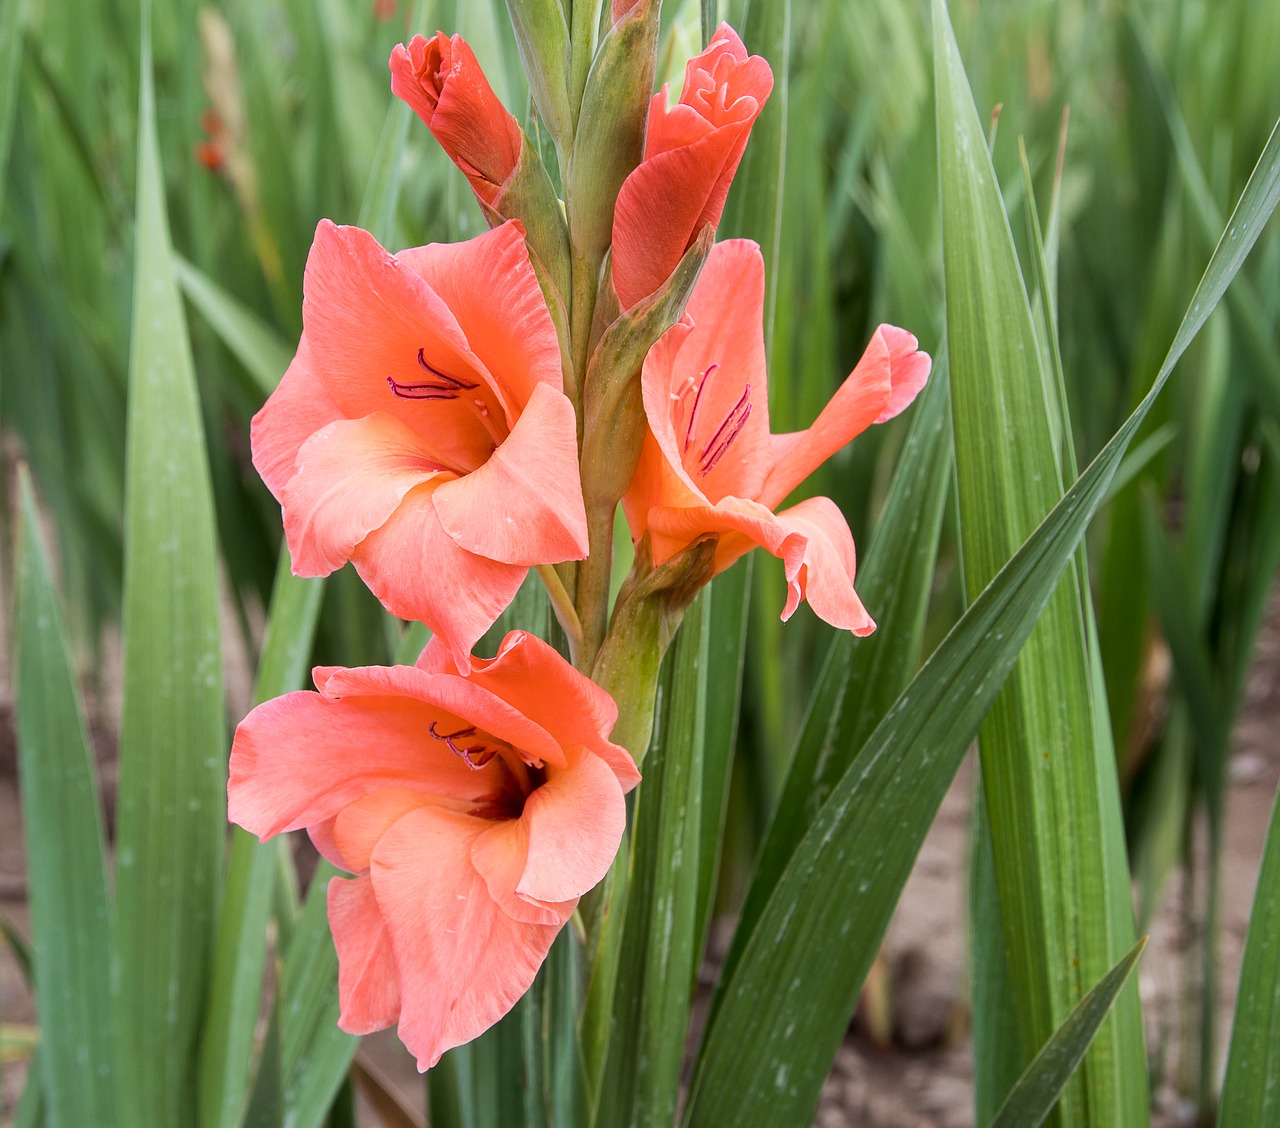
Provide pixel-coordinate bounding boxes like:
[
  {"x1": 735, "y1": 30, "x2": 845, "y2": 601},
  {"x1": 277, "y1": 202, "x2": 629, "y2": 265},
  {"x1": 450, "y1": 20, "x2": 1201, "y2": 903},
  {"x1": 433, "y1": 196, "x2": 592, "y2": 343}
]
[{"x1": 2, "y1": 0, "x2": 1279, "y2": 1121}]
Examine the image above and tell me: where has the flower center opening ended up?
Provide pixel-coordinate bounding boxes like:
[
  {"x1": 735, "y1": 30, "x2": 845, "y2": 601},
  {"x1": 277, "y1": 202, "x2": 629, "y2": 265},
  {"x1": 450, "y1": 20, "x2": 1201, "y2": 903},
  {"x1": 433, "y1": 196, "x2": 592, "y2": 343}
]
[
  {"x1": 677, "y1": 362, "x2": 752, "y2": 477},
  {"x1": 428, "y1": 720, "x2": 538, "y2": 821},
  {"x1": 388, "y1": 346, "x2": 507, "y2": 450}
]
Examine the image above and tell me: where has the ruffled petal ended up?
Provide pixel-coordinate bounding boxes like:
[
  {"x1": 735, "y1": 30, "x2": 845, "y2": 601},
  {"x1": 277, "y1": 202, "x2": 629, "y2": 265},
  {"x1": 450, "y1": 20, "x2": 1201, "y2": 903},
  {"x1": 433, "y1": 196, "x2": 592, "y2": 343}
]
[
  {"x1": 351, "y1": 484, "x2": 527, "y2": 669},
  {"x1": 301, "y1": 221, "x2": 498, "y2": 461},
  {"x1": 470, "y1": 818, "x2": 571, "y2": 926},
  {"x1": 464, "y1": 632, "x2": 624, "y2": 766},
  {"x1": 281, "y1": 413, "x2": 449, "y2": 576},
  {"x1": 431, "y1": 383, "x2": 588, "y2": 565},
  {"x1": 329, "y1": 875, "x2": 402, "y2": 1035},
  {"x1": 370, "y1": 805, "x2": 562, "y2": 1070},
  {"x1": 518, "y1": 750, "x2": 628, "y2": 904},
  {"x1": 761, "y1": 324, "x2": 929, "y2": 509},
  {"x1": 772, "y1": 496, "x2": 875, "y2": 634}
]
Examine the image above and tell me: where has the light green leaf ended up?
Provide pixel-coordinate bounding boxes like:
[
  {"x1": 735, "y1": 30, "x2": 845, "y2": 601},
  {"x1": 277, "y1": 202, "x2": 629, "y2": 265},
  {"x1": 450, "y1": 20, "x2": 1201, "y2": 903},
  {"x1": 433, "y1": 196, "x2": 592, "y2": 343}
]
[
  {"x1": 0, "y1": 0, "x2": 22, "y2": 216},
  {"x1": 113, "y1": 16, "x2": 226, "y2": 1125},
  {"x1": 1219, "y1": 786, "x2": 1280, "y2": 1127},
  {"x1": 990, "y1": 939, "x2": 1148, "y2": 1128},
  {"x1": 14, "y1": 468, "x2": 117, "y2": 1128},
  {"x1": 173, "y1": 254, "x2": 293, "y2": 398}
]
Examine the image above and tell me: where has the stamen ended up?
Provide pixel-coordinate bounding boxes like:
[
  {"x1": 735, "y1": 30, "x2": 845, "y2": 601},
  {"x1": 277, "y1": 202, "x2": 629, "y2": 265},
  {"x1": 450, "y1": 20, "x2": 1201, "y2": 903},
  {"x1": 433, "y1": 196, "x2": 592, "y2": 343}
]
[
  {"x1": 387, "y1": 348, "x2": 480, "y2": 400},
  {"x1": 429, "y1": 721, "x2": 498, "y2": 771},
  {"x1": 697, "y1": 383, "x2": 751, "y2": 475},
  {"x1": 683, "y1": 363, "x2": 718, "y2": 452}
]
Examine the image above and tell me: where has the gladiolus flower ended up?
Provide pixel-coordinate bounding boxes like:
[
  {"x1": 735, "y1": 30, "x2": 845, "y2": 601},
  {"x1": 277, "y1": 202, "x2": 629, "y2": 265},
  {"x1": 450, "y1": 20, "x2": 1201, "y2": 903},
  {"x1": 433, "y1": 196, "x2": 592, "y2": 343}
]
[
  {"x1": 228, "y1": 630, "x2": 640, "y2": 1071},
  {"x1": 623, "y1": 239, "x2": 931, "y2": 632},
  {"x1": 610, "y1": 24, "x2": 772, "y2": 311},
  {"x1": 390, "y1": 33, "x2": 522, "y2": 209},
  {"x1": 251, "y1": 219, "x2": 588, "y2": 668}
]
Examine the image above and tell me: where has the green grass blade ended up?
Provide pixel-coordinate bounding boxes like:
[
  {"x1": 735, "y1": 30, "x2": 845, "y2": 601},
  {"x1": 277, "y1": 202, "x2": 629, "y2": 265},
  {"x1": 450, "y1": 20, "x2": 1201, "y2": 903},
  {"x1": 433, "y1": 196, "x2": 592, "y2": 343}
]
[
  {"x1": 113, "y1": 16, "x2": 227, "y2": 1124},
  {"x1": 1219, "y1": 786, "x2": 1280, "y2": 1127},
  {"x1": 990, "y1": 939, "x2": 1148, "y2": 1128},
  {"x1": 596, "y1": 592, "x2": 710, "y2": 1128},
  {"x1": 685, "y1": 80, "x2": 1280, "y2": 1124},
  {"x1": 173, "y1": 254, "x2": 293, "y2": 398},
  {"x1": 14, "y1": 468, "x2": 117, "y2": 1128}
]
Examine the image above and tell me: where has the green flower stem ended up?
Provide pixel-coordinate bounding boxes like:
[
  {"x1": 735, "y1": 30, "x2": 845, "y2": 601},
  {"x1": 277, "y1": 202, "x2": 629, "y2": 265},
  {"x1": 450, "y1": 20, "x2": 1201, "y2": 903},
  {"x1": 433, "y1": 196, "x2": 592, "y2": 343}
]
[
  {"x1": 535, "y1": 562, "x2": 584, "y2": 663},
  {"x1": 574, "y1": 503, "x2": 616, "y2": 672}
]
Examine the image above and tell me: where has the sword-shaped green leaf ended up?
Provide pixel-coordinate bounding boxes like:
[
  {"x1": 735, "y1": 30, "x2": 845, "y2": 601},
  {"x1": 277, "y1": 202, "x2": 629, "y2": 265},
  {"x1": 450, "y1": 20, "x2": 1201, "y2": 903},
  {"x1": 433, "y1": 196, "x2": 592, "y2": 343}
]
[
  {"x1": 15, "y1": 468, "x2": 117, "y2": 1128},
  {"x1": 113, "y1": 14, "x2": 226, "y2": 1124}
]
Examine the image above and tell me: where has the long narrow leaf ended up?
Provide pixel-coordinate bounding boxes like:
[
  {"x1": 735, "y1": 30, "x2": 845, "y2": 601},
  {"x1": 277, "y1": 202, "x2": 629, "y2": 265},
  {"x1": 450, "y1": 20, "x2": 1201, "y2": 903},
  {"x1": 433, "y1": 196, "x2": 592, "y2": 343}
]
[
  {"x1": 990, "y1": 939, "x2": 1148, "y2": 1128},
  {"x1": 113, "y1": 15, "x2": 227, "y2": 1124},
  {"x1": 14, "y1": 468, "x2": 117, "y2": 1128},
  {"x1": 1219, "y1": 785, "x2": 1280, "y2": 1127}
]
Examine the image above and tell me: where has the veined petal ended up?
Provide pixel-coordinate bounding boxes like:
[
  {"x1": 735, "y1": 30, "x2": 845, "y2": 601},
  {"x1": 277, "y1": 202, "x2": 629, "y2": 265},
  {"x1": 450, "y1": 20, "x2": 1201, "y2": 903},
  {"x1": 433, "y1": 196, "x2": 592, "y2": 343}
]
[
  {"x1": 351, "y1": 484, "x2": 527, "y2": 669},
  {"x1": 645, "y1": 494, "x2": 804, "y2": 575},
  {"x1": 773, "y1": 496, "x2": 875, "y2": 634},
  {"x1": 250, "y1": 338, "x2": 343, "y2": 501},
  {"x1": 431, "y1": 383, "x2": 588, "y2": 565},
  {"x1": 761, "y1": 324, "x2": 929, "y2": 509},
  {"x1": 302, "y1": 221, "x2": 500, "y2": 457},
  {"x1": 370, "y1": 805, "x2": 561, "y2": 1070},
  {"x1": 333, "y1": 789, "x2": 437, "y2": 873},
  {"x1": 397, "y1": 222, "x2": 562, "y2": 412},
  {"x1": 518, "y1": 750, "x2": 628, "y2": 904},
  {"x1": 228, "y1": 689, "x2": 493, "y2": 840},
  {"x1": 329, "y1": 875, "x2": 402, "y2": 1035},
  {"x1": 281, "y1": 413, "x2": 450, "y2": 577}
]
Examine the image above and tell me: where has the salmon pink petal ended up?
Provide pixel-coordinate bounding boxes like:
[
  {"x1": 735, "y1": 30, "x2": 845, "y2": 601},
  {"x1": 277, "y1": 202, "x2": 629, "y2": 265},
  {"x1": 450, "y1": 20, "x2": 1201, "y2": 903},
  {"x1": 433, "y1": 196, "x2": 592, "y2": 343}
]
[
  {"x1": 329, "y1": 875, "x2": 402, "y2": 1035},
  {"x1": 773, "y1": 496, "x2": 875, "y2": 634},
  {"x1": 518, "y1": 751, "x2": 628, "y2": 904},
  {"x1": 390, "y1": 35, "x2": 521, "y2": 207},
  {"x1": 464, "y1": 632, "x2": 622, "y2": 764},
  {"x1": 397, "y1": 223, "x2": 562, "y2": 410},
  {"x1": 228, "y1": 689, "x2": 493, "y2": 839},
  {"x1": 414, "y1": 635, "x2": 458, "y2": 676},
  {"x1": 873, "y1": 325, "x2": 932, "y2": 423},
  {"x1": 308, "y1": 817, "x2": 349, "y2": 870},
  {"x1": 281, "y1": 414, "x2": 449, "y2": 576},
  {"x1": 370, "y1": 805, "x2": 561, "y2": 1070},
  {"x1": 431, "y1": 383, "x2": 588, "y2": 565},
  {"x1": 640, "y1": 240, "x2": 772, "y2": 502},
  {"x1": 470, "y1": 818, "x2": 572, "y2": 926},
  {"x1": 302, "y1": 221, "x2": 495, "y2": 451},
  {"x1": 317, "y1": 663, "x2": 566, "y2": 767},
  {"x1": 250, "y1": 339, "x2": 343, "y2": 500},
  {"x1": 611, "y1": 131, "x2": 745, "y2": 311},
  {"x1": 762, "y1": 324, "x2": 928, "y2": 509},
  {"x1": 333, "y1": 789, "x2": 436, "y2": 873},
  {"x1": 351, "y1": 484, "x2": 528, "y2": 668},
  {"x1": 645, "y1": 494, "x2": 804, "y2": 574}
]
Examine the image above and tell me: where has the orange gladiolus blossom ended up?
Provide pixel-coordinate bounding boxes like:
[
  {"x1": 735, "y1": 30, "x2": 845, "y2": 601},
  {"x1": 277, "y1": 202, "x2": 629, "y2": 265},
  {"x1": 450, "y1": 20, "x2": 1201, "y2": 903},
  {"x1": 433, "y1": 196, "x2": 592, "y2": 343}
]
[
  {"x1": 229, "y1": 630, "x2": 640, "y2": 1070},
  {"x1": 251, "y1": 219, "x2": 587, "y2": 669},
  {"x1": 624, "y1": 239, "x2": 931, "y2": 632}
]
